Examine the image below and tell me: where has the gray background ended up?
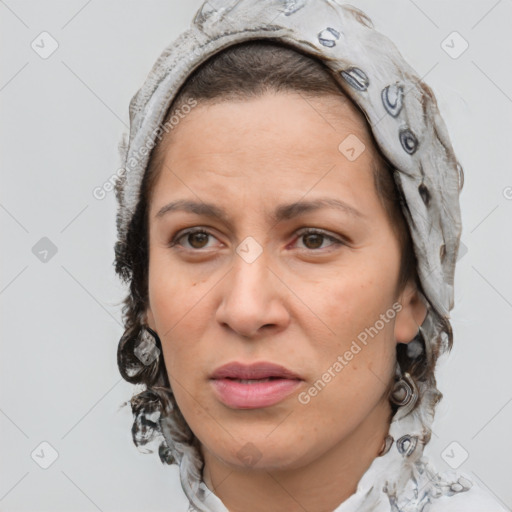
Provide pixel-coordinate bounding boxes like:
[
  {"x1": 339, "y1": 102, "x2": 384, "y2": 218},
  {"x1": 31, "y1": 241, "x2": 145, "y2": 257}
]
[{"x1": 1, "y1": 0, "x2": 511, "y2": 510}]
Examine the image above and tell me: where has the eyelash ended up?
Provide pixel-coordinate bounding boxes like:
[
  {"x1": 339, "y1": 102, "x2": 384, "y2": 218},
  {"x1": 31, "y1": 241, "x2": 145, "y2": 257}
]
[{"x1": 168, "y1": 227, "x2": 346, "y2": 252}]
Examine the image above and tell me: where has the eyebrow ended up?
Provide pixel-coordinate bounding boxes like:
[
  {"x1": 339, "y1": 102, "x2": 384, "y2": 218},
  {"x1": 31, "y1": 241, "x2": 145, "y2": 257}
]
[{"x1": 155, "y1": 197, "x2": 366, "y2": 225}]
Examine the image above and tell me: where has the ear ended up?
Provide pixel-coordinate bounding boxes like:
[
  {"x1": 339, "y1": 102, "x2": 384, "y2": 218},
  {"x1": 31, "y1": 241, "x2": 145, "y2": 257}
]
[{"x1": 394, "y1": 280, "x2": 427, "y2": 344}]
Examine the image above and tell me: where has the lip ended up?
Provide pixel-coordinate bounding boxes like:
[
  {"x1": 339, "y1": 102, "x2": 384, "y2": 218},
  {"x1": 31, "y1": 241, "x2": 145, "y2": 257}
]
[
  {"x1": 209, "y1": 361, "x2": 303, "y2": 409},
  {"x1": 209, "y1": 361, "x2": 302, "y2": 380}
]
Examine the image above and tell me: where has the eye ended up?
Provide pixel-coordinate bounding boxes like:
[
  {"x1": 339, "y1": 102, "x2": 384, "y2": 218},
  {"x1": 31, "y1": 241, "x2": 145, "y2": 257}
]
[
  {"x1": 293, "y1": 228, "x2": 346, "y2": 251},
  {"x1": 169, "y1": 228, "x2": 221, "y2": 250},
  {"x1": 168, "y1": 227, "x2": 346, "y2": 252}
]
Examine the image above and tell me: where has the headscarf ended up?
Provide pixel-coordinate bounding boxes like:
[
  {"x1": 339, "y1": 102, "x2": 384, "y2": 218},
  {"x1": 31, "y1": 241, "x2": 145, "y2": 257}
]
[{"x1": 114, "y1": 1, "x2": 469, "y2": 510}]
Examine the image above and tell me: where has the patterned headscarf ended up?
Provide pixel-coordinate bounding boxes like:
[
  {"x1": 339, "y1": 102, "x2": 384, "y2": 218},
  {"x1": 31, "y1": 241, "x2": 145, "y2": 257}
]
[{"x1": 114, "y1": 1, "x2": 468, "y2": 510}]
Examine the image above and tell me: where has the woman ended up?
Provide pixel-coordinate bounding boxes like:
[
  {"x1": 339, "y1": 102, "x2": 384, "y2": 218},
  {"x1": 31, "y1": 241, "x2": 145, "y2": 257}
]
[{"x1": 114, "y1": 1, "x2": 506, "y2": 511}]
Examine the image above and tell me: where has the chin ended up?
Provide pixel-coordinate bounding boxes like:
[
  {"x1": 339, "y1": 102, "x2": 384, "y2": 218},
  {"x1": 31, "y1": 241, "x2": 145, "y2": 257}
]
[{"x1": 207, "y1": 433, "x2": 315, "y2": 472}]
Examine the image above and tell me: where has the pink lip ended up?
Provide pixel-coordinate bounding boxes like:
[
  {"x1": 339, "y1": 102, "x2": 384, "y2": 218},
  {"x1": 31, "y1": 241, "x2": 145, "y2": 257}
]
[
  {"x1": 209, "y1": 361, "x2": 303, "y2": 409},
  {"x1": 209, "y1": 361, "x2": 302, "y2": 380},
  {"x1": 210, "y1": 378, "x2": 302, "y2": 409}
]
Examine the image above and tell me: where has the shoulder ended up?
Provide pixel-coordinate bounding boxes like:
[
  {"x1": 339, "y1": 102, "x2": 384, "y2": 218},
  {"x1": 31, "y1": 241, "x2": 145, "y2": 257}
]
[{"x1": 427, "y1": 480, "x2": 509, "y2": 512}]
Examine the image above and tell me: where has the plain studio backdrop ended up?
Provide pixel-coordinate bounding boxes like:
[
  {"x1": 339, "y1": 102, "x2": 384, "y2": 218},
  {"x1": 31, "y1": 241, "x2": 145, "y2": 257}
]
[{"x1": 1, "y1": 1, "x2": 511, "y2": 510}]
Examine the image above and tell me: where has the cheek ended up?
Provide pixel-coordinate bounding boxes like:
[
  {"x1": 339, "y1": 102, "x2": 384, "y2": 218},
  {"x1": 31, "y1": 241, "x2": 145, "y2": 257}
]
[
  {"x1": 307, "y1": 265, "x2": 398, "y2": 391},
  {"x1": 147, "y1": 257, "x2": 204, "y2": 374},
  {"x1": 147, "y1": 248, "x2": 205, "y2": 327},
  {"x1": 301, "y1": 281, "x2": 397, "y2": 419},
  {"x1": 316, "y1": 265, "x2": 397, "y2": 340}
]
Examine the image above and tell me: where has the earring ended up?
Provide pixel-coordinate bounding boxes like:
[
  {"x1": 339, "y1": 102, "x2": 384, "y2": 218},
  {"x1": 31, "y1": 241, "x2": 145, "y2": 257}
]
[
  {"x1": 134, "y1": 324, "x2": 161, "y2": 366},
  {"x1": 389, "y1": 366, "x2": 419, "y2": 420},
  {"x1": 378, "y1": 434, "x2": 394, "y2": 457}
]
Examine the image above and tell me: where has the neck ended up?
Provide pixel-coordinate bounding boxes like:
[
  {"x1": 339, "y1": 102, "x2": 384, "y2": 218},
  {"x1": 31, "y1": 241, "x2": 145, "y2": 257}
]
[{"x1": 201, "y1": 399, "x2": 393, "y2": 512}]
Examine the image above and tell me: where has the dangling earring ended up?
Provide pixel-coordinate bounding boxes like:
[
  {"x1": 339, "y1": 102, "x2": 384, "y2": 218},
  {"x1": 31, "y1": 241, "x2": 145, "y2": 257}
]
[
  {"x1": 134, "y1": 324, "x2": 161, "y2": 366},
  {"x1": 389, "y1": 363, "x2": 419, "y2": 420},
  {"x1": 378, "y1": 434, "x2": 394, "y2": 456}
]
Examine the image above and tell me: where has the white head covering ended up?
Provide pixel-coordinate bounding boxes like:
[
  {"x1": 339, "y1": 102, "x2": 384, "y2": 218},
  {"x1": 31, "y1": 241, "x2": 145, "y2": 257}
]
[{"x1": 114, "y1": 1, "x2": 473, "y2": 510}]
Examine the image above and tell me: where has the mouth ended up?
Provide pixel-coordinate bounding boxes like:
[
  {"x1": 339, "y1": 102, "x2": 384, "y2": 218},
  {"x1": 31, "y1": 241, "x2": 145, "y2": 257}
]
[
  {"x1": 209, "y1": 362, "x2": 303, "y2": 409},
  {"x1": 224, "y1": 377, "x2": 283, "y2": 383},
  {"x1": 209, "y1": 361, "x2": 302, "y2": 381},
  {"x1": 210, "y1": 377, "x2": 302, "y2": 409}
]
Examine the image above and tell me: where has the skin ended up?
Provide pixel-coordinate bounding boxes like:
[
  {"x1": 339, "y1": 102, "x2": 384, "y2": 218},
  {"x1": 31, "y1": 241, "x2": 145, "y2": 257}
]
[{"x1": 145, "y1": 92, "x2": 427, "y2": 512}]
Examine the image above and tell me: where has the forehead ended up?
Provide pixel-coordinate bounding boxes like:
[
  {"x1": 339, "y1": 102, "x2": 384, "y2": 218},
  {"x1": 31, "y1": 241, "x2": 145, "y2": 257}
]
[
  {"x1": 161, "y1": 92, "x2": 377, "y2": 169},
  {"x1": 149, "y1": 92, "x2": 381, "y2": 215}
]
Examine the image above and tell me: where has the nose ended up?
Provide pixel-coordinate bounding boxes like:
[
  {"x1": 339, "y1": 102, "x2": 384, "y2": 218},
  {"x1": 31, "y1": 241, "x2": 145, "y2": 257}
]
[{"x1": 215, "y1": 249, "x2": 290, "y2": 339}]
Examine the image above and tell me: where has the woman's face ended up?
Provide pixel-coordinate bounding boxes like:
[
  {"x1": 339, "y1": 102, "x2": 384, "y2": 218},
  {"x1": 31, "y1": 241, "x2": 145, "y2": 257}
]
[{"x1": 145, "y1": 92, "x2": 426, "y2": 473}]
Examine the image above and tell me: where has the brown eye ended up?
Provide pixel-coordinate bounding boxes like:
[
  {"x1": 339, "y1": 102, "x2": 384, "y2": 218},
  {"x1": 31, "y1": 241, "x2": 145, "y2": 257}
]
[
  {"x1": 187, "y1": 231, "x2": 210, "y2": 249},
  {"x1": 170, "y1": 229, "x2": 218, "y2": 250},
  {"x1": 302, "y1": 233, "x2": 324, "y2": 249},
  {"x1": 295, "y1": 229, "x2": 345, "y2": 251}
]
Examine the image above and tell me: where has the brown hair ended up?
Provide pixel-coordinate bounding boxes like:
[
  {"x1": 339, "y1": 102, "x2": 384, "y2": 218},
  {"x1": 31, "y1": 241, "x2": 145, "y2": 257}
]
[{"x1": 116, "y1": 40, "x2": 432, "y2": 461}]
